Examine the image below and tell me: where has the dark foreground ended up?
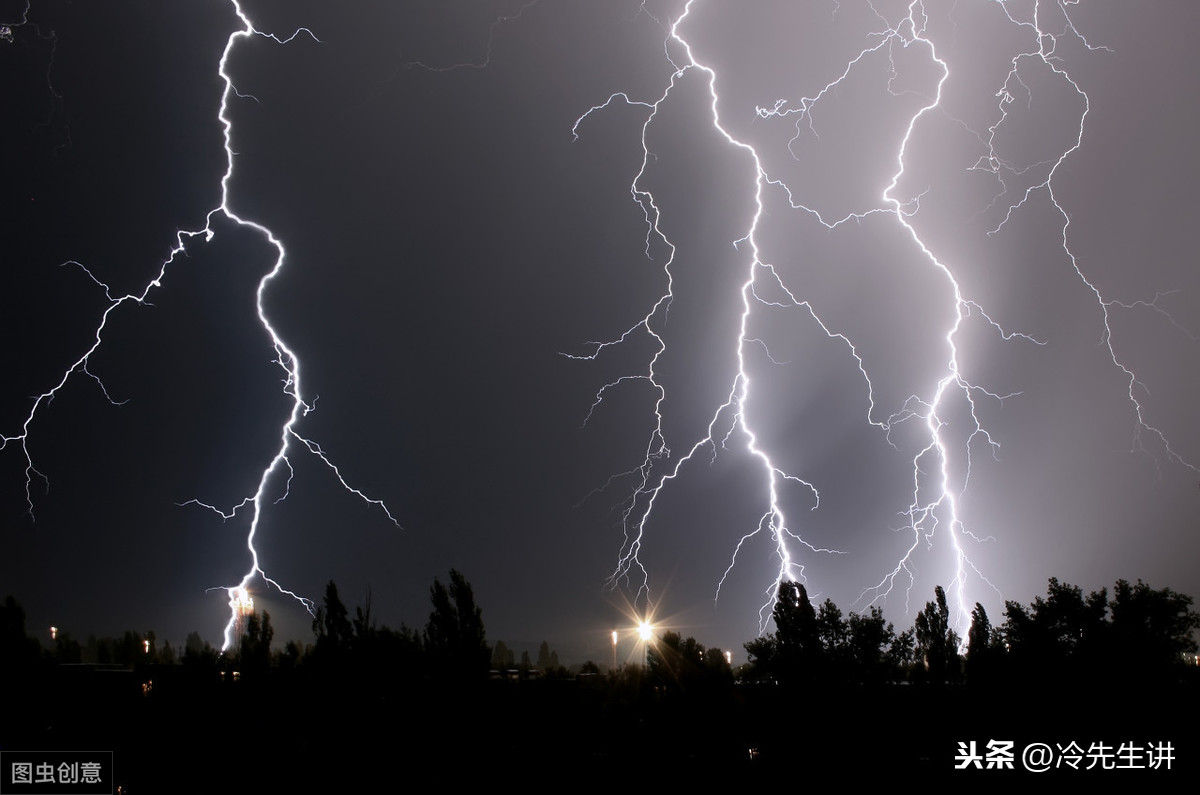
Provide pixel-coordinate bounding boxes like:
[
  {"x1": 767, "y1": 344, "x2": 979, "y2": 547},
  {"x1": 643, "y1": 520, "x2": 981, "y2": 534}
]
[{"x1": 2, "y1": 664, "x2": 1196, "y2": 788}]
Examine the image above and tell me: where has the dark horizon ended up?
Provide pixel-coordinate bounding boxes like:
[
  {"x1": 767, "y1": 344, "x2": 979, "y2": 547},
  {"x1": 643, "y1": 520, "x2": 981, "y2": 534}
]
[{"x1": 4, "y1": 572, "x2": 1196, "y2": 785}]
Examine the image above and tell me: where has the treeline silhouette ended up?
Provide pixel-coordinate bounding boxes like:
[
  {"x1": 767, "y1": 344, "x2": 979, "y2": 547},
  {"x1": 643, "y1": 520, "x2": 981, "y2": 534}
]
[
  {"x1": 741, "y1": 577, "x2": 1200, "y2": 688},
  {"x1": 2, "y1": 573, "x2": 1198, "y2": 783}
]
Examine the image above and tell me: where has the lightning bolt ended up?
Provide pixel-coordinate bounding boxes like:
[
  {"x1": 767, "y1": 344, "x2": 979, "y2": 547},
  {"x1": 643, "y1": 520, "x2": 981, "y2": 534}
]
[
  {"x1": 572, "y1": 0, "x2": 1196, "y2": 637},
  {"x1": 985, "y1": 1, "x2": 1198, "y2": 480},
  {"x1": 6, "y1": 0, "x2": 1193, "y2": 654},
  {"x1": 1, "y1": 1, "x2": 398, "y2": 651}
]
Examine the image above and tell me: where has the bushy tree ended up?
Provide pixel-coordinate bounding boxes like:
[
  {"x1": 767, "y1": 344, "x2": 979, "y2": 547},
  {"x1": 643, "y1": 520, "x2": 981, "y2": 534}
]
[
  {"x1": 967, "y1": 603, "x2": 991, "y2": 658},
  {"x1": 914, "y1": 586, "x2": 961, "y2": 684},
  {"x1": 310, "y1": 581, "x2": 423, "y2": 676},
  {"x1": 312, "y1": 581, "x2": 353, "y2": 656},
  {"x1": 965, "y1": 603, "x2": 999, "y2": 683},
  {"x1": 491, "y1": 639, "x2": 515, "y2": 669},
  {"x1": 816, "y1": 599, "x2": 849, "y2": 660},
  {"x1": 887, "y1": 627, "x2": 916, "y2": 679},
  {"x1": 648, "y1": 631, "x2": 731, "y2": 691},
  {"x1": 846, "y1": 606, "x2": 896, "y2": 684},
  {"x1": 742, "y1": 581, "x2": 839, "y2": 684},
  {"x1": 424, "y1": 569, "x2": 490, "y2": 679},
  {"x1": 774, "y1": 580, "x2": 821, "y2": 682},
  {"x1": 0, "y1": 597, "x2": 41, "y2": 671},
  {"x1": 1002, "y1": 577, "x2": 1107, "y2": 680},
  {"x1": 182, "y1": 632, "x2": 219, "y2": 669},
  {"x1": 238, "y1": 610, "x2": 274, "y2": 676},
  {"x1": 742, "y1": 635, "x2": 777, "y2": 681},
  {"x1": 1107, "y1": 578, "x2": 1200, "y2": 676}
]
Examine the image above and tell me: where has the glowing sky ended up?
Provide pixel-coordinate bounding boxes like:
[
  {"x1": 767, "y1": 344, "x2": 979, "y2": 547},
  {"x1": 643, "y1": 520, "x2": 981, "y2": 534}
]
[{"x1": 3, "y1": 0, "x2": 1197, "y2": 661}]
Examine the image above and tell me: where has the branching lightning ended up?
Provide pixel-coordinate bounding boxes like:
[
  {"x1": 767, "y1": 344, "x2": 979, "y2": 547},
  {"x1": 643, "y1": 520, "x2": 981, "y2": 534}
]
[
  {"x1": 5, "y1": 0, "x2": 1195, "y2": 653},
  {"x1": 572, "y1": 0, "x2": 1197, "y2": 637},
  {"x1": 1, "y1": 0, "x2": 398, "y2": 650},
  {"x1": 985, "y1": 2, "x2": 1200, "y2": 483}
]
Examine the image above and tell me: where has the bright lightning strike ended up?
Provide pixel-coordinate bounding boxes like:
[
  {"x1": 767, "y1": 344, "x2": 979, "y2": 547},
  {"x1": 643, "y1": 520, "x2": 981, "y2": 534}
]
[
  {"x1": 572, "y1": 0, "x2": 1197, "y2": 638},
  {"x1": 6, "y1": 0, "x2": 1194, "y2": 659},
  {"x1": 1, "y1": 1, "x2": 398, "y2": 651}
]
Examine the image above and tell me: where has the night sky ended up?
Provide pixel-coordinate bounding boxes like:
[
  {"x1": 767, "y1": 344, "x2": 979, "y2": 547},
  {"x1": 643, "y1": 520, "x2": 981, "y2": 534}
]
[{"x1": 3, "y1": 0, "x2": 1198, "y2": 664}]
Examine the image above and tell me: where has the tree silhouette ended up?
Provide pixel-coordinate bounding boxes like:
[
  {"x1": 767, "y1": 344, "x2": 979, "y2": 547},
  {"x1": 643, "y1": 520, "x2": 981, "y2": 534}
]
[
  {"x1": 238, "y1": 610, "x2": 274, "y2": 676},
  {"x1": 774, "y1": 580, "x2": 821, "y2": 683},
  {"x1": 536, "y1": 640, "x2": 560, "y2": 672},
  {"x1": 491, "y1": 639, "x2": 515, "y2": 669},
  {"x1": 424, "y1": 569, "x2": 490, "y2": 679},
  {"x1": 967, "y1": 602, "x2": 991, "y2": 657},
  {"x1": 846, "y1": 606, "x2": 896, "y2": 684},
  {"x1": 816, "y1": 600, "x2": 848, "y2": 656},
  {"x1": 647, "y1": 631, "x2": 731, "y2": 692},
  {"x1": 887, "y1": 627, "x2": 916, "y2": 680},
  {"x1": 182, "y1": 631, "x2": 218, "y2": 671},
  {"x1": 965, "y1": 602, "x2": 998, "y2": 683},
  {"x1": 914, "y1": 586, "x2": 960, "y2": 684},
  {"x1": 1106, "y1": 579, "x2": 1199, "y2": 678},
  {"x1": 313, "y1": 580, "x2": 353, "y2": 657},
  {"x1": 1002, "y1": 577, "x2": 1107, "y2": 681},
  {"x1": 0, "y1": 596, "x2": 40, "y2": 672},
  {"x1": 743, "y1": 581, "x2": 823, "y2": 684}
]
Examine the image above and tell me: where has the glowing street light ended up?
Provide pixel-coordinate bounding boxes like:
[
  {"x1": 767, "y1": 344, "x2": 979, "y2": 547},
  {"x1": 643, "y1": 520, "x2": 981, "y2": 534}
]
[{"x1": 637, "y1": 620, "x2": 655, "y2": 666}]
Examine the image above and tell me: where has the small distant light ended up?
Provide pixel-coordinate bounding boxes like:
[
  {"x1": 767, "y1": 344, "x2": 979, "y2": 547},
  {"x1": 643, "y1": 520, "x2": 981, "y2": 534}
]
[
  {"x1": 143, "y1": 639, "x2": 150, "y2": 654},
  {"x1": 50, "y1": 626, "x2": 57, "y2": 641},
  {"x1": 725, "y1": 650, "x2": 732, "y2": 665}
]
